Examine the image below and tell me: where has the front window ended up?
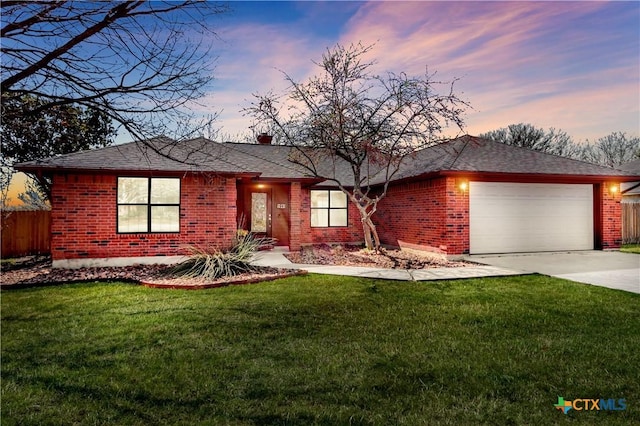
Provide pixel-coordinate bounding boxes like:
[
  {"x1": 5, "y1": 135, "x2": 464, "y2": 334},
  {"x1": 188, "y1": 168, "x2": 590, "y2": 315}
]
[
  {"x1": 117, "y1": 177, "x2": 180, "y2": 233},
  {"x1": 310, "y1": 190, "x2": 348, "y2": 227}
]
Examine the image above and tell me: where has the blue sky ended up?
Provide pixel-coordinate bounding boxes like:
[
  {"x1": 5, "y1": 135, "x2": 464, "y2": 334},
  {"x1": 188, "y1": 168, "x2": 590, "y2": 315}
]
[
  {"x1": 6, "y1": 1, "x2": 640, "y2": 202},
  {"x1": 192, "y1": 0, "x2": 639, "y2": 143}
]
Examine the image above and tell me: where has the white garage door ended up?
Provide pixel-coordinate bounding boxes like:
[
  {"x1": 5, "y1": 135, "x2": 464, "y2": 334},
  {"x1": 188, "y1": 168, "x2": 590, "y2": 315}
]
[{"x1": 469, "y1": 182, "x2": 594, "y2": 254}]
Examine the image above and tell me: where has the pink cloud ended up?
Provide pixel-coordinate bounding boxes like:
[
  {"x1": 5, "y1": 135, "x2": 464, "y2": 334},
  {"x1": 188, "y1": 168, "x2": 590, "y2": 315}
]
[
  {"x1": 466, "y1": 72, "x2": 639, "y2": 141},
  {"x1": 335, "y1": 1, "x2": 637, "y2": 140},
  {"x1": 180, "y1": 1, "x2": 638, "y2": 142}
]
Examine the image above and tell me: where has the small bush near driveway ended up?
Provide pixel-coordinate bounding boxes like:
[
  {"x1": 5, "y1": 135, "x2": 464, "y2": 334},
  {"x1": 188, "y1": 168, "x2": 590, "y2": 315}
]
[{"x1": 2, "y1": 275, "x2": 638, "y2": 425}]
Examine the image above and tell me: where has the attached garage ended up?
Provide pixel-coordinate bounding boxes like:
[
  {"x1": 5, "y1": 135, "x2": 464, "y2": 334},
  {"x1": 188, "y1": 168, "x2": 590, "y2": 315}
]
[{"x1": 469, "y1": 182, "x2": 594, "y2": 254}]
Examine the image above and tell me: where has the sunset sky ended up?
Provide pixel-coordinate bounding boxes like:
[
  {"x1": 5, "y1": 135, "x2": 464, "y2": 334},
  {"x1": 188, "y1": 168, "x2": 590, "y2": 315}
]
[
  {"x1": 6, "y1": 1, "x2": 640, "y2": 202},
  {"x1": 204, "y1": 1, "x2": 639, "y2": 142}
]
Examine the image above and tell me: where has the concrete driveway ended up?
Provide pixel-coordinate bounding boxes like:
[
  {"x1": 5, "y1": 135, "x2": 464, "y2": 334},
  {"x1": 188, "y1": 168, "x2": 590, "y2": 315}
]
[{"x1": 468, "y1": 251, "x2": 640, "y2": 294}]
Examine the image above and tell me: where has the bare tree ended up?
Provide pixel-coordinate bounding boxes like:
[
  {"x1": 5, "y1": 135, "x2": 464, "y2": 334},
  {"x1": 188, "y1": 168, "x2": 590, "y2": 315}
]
[
  {"x1": 481, "y1": 124, "x2": 640, "y2": 167},
  {"x1": 245, "y1": 43, "x2": 468, "y2": 250},
  {"x1": 581, "y1": 132, "x2": 640, "y2": 168},
  {"x1": 1, "y1": 1, "x2": 227, "y2": 141},
  {"x1": 479, "y1": 123, "x2": 580, "y2": 158}
]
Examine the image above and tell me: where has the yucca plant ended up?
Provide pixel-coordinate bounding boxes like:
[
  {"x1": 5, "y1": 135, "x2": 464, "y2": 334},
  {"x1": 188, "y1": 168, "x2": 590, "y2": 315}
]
[{"x1": 173, "y1": 230, "x2": 277, "y2": 280}]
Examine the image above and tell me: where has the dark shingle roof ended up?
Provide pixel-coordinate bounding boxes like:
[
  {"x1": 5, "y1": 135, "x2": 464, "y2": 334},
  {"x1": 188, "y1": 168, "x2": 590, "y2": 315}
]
[
  {"x1": 15, "y1": 137, "x2": 317, "y2": 179},
  {"x1": 15, "y1": 137, "x2": 249, "y2": 174},
  {"x1": 617, "y1": 159, "x2": 640, "y2": 174},
  {"x1": 16, "y1": 135, "x2": 638, "y2": 183},
  {"x1": 221, "y1": 142, "x2": 322, "y2": 179},
  {"x1": 381, "y1": 135, "x2": 638, "y2": 184},
  {"x1": 15, "y1": 136, "x2": 357, "y2": 182}
]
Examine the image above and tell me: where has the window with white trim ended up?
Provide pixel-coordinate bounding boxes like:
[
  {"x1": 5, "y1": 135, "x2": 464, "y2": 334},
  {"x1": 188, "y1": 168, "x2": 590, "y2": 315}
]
[
  {"x1": 117, "y1": 177, "x2": 180, "y2": 233},
  {"x1": 310, "y1": 190, "x2": 348, "y2": 227}
]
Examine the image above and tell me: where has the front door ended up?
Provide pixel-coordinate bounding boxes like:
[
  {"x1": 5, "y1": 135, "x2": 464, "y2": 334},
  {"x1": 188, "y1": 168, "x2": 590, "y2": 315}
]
[
  {"x1": 249, "y1": 190, "x2": 271, "y2": 237},
  {"x1": 238, "y1": 183, "x2": 290, "y2": 246}
]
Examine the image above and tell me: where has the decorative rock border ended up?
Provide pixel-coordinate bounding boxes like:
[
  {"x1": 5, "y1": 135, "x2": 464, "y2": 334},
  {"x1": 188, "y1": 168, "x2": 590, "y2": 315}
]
[{"x1": 140, "y1": 269, "x2": 308, "y2": 290}]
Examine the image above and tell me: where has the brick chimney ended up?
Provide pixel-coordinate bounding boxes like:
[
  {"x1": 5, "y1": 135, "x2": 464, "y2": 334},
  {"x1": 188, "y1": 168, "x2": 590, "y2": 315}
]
[{"x1": 257, "y1": 133, "x2": 273, "y2": 145}]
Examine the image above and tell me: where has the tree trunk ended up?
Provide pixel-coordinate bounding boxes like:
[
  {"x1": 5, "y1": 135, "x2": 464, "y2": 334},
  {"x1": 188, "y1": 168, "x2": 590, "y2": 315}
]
[
  {"x1": 361, "y1": 216, "x2": 381, "y2": 251},
  {"x1": 354, "y1": 196, "x2": 383, "y2": 251},
  {"x1": 362, "y1": 221, "x2": 374, "y2": 250},
  {"x1": 368, "y1": 217, "x2": 381, "y2": 248}
]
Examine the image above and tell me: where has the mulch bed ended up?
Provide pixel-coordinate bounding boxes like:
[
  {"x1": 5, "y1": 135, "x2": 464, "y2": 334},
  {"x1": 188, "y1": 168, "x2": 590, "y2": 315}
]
[
  {"x1": 284, "y1": 244, "x2": 470, "y2": 269},
  {"x1": 2, "y1": 245, "x2": 469, "y2": 290},
  {"x1": 0, "y1": 256, "x2": 306, "y2": 290}
]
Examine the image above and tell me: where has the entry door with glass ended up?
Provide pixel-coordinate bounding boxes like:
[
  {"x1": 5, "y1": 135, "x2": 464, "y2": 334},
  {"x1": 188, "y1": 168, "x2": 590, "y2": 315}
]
[{"x1": 250, "y1": 190, "x2": 271, "y2": 236}]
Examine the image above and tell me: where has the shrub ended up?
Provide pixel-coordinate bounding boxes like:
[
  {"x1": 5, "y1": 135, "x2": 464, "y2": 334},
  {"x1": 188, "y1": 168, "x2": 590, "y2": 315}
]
[{"x1": 173, "y1": 231, "x2": 276, "y2": 280}]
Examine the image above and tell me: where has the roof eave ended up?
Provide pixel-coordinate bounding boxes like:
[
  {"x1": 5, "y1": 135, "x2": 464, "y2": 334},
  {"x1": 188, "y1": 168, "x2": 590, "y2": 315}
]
[
  {"x1": 14, "y1": 164, "x2": 260, "y2": 179},
  {"x1": 440, "y1": 171, "x2": 640, "y2": 183},
  {"x1": 384, "y1": 170, "x2": 640, "y2": 187},
  {"x1": 250, "y1": 176, "x2": 324, "y2": 184}
]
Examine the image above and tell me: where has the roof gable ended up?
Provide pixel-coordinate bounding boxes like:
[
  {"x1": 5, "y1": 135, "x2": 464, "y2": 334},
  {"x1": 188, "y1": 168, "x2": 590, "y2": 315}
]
[{"x1": 385, "y1": 136, "x2": 638, "y2": 183}]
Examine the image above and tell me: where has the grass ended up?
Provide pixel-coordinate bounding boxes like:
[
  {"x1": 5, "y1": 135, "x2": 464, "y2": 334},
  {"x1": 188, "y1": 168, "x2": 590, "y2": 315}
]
[
  {"x1": 2, "y1": 275, "x2": 639, "y2": 425},
  {"x1": 0, "y1": 257, "x2": 17, "y2": 267},
  {"x1": 621, "y1": 244, "x2": 640, "y2": 254}
]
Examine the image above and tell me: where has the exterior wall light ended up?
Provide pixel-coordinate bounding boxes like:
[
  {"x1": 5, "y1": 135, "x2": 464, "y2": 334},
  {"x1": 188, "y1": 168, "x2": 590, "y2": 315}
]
[
  {"x1": 608, "y1": 183, "x2": 619, "y2": 194},
  {"x1": 458, "y1": 181, "x2": 468, "y2": 192}
]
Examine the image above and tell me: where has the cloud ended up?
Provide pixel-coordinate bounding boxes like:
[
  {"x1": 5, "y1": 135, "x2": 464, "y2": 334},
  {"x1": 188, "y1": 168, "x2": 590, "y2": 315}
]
[
  {"x1": 186, "y1": 14, "x2": 340, "y2": 138},
  {"x1": 466, "y1": 66, "x2": 639, "y2": 141},
  {"x1": 335, "y1": 1, "x2": 638, "y2": 140},
  {"x1": 183, "y1": 1, "x2": 638, "y2": 142}
]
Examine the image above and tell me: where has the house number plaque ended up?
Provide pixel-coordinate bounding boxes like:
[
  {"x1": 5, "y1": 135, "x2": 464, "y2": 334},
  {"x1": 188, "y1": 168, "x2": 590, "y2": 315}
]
[{"x1": 276, "y1": 204, "x2": 286, "y2": 209}]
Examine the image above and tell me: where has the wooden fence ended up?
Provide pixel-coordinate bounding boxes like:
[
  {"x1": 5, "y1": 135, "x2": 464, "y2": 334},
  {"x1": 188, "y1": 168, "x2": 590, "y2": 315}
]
[
  {"x1": 622, "y1": 201, "x2": 640, "y2": 244},
  {"x1": 1, "y1": 210, "x2": 51, "y2": 258}
]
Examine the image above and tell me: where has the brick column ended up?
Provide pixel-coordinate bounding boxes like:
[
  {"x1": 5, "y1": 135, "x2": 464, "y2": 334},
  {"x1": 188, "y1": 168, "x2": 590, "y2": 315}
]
[
  {"x1": 600, "y1": 183, "x2": 622, "y2": 249},
  {"x1": 289, "y1": 182, "x2": 302, "y2": 251},
  {"x1": 444, "y1": 177, "x2": 470, "y2": 255}
]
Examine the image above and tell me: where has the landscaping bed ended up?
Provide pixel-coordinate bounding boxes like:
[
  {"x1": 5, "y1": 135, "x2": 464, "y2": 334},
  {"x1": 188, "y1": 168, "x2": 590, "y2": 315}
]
[
  {"x1": 1, "y1": 245, "x2": 471, "y2": 289},
  {"x1": 285, "y1": 243, "x2": 470, "y2": 269},
  {"x1": 0, "y1": 256, "x2": 303, "y2": 289}
]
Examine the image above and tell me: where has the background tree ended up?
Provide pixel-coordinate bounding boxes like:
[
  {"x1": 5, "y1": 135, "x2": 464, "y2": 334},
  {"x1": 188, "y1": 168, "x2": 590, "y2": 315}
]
[
  {"x1": 1, "y1": 94, "x2": 116, "y2": 200},
  {"x1": 1, "y1": 1, "x2": 227, "y2": 142},
  {"x1": 246, "y1": 43, "x2": 468, "y2": 250},
  {"x1": 480, "y1": 124, "x2": 639, "y2": 167},
  {"x1": 16, "y1": 180, "x2": 50, "y2": 211},
  {"x1": 0, "y1": 166, "x2": 13, "y2": 209},
  {"x1": 479, "y1": 123, "x2": 580, "y2": 158},
  {"x1": 581, "y1": 132, "x2": 640, "y2": 167}
]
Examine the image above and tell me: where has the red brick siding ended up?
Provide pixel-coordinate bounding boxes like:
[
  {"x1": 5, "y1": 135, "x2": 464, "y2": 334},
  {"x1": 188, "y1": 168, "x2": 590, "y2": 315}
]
[
  {"x1": 600, "y1": 183, "x2": 622, "y2": 249},
  {"x1": 50, "y1": 173, "x2": 236, "y2": 260},
  {"x1": 50, "y1": 173, "x2": 621, "y2": 259},
  {"x1": 299, "y1": 188, "x2": 363, "y2": 246},
  {"x1": 375, "y1": 177, "x2": 469, "y2": 255}
]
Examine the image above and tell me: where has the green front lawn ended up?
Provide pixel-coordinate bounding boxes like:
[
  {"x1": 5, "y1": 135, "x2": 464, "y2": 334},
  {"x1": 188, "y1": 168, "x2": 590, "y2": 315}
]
[
  {"x1": 621, "y1": 244, "x2": 640, "y2": 254},
  {"x1": 2, "y1": 275, "x2": 638, "y2": 425}
]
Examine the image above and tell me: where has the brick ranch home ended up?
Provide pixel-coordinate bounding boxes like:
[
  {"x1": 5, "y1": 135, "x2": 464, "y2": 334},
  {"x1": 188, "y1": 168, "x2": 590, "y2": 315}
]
[{"x1": 16, "y1": 135, "x2": 638, "y2": 268}]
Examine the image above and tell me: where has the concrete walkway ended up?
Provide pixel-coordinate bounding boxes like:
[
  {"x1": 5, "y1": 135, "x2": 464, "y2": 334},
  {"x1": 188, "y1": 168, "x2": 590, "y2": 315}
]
[
  {"x1": 251, "y1": 247, "x2": 522, "y2": 281},
  {"x1": 469, "y1": 251, "x2": 640, "y2": 294},
  {"x1": 252, "y1": 248, "x2": 640, "y2": 294}
]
